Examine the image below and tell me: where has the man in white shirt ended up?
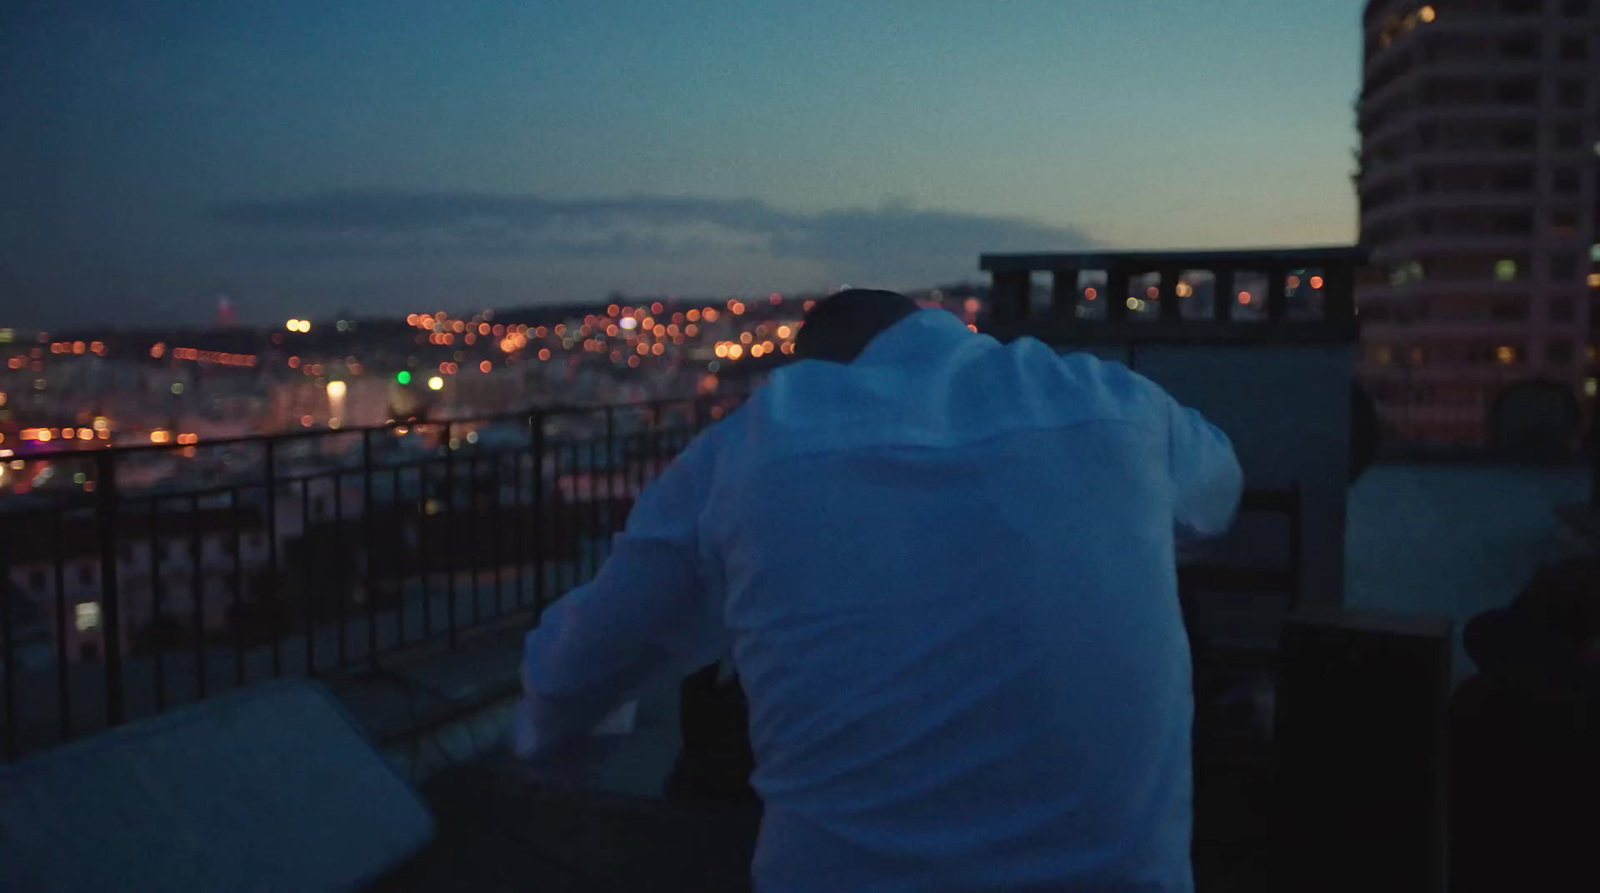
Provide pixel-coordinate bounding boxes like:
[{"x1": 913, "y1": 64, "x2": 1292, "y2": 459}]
[{"x1": 515, "y1": 289, "x2": 1243, "y2": 892}]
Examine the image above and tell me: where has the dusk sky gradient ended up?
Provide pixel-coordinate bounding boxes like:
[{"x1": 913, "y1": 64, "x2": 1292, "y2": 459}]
[{"x1": 1, "y1": 1, "x2": 1363, "y2": 327}]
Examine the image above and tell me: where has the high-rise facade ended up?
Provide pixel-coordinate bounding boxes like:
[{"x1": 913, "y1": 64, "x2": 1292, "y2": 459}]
[{"x1": 1357, "y1": 0, "x2": 1599, "y2": 447}]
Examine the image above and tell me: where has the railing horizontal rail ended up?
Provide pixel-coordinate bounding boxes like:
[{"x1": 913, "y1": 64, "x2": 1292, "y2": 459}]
[
  {"x1": 7, "y1": 394, "x2": 736, "y2": 461},
  {"x1": 980, "y1": 246, "x2": 1368, "y2": 273}
]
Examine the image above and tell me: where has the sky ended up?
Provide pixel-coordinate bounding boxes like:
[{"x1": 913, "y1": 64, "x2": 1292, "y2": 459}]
[{"x1": 0, "y1": 0, "x2": 1363, "y2": 328}]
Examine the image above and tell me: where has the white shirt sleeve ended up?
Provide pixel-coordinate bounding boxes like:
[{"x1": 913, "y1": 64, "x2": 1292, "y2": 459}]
[
  {"x1": 513, "y1": 428, "x2": 729, "y2": 760},
  {"x1": 1166, "y1": 397, "x2": 1244, "y2": 551}
]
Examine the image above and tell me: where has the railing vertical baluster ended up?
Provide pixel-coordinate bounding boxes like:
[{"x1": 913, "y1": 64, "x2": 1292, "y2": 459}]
[
  {"x1": 1159, "y1": 266, "x2": 1182, "y2": 321},
  {"x1": 544, "y1": 436, "x2": 558, "y2": 599},
  {"x1": 1, "y1": 531, "x2": 17, "y2": 760},
  {"x1": 418, "y1": 463, "x2": 433, "y2": 640},
  {"x1": 604, "y1": 407, "x2": 617, "y2": 552},
  {"x1": 392, "y1": 466, "x2": 405, "y2": 645},
  {"x1": 653, "y1": 405, "x2": 666, "y2": 487},
  {"x1": 1106, "y1": 265, "x2": 1130, "y2": 323},
  {"x1": 189, "y1": 494, "x2": 205, "y2": 701},
  {"x1": 554, "y1": 441, "x2": 568, "y2": 595},
  {"x1": 53, "y1": 510, "x2": 70, "y2": 742},
  {"x1": 302, "y1": 479, "x2": 316, "y2": 675},
  {"x1": 362, "y1": 431, "x2": 378, "y2": 666},
  {"x1": 443, "y1": 421, "x2": 457, "y2": 649},
  {"x1": 467, "y1": 451, "x2": 481, "y2": 626},
  {"x1": 646, "y1": 405, "x2": 659, "y2": 491},
  {"x1": 531, "y1": 413, "x2": 547, "y2": 614},
  {"x1": 566, "y1": 435, "x2": 580, "y2": 591},
  {"x1": 491, "y1": 450, "x2": 504, "y2": 617},
  {"x1": 1267, "y1": 264, "x2": 1289, "y2": 322},
  {"x1": 149, "y1": 499, "x2": 165, "y2": 711},
  {"x1": 264, "y1": 440, "x2": 281, "y2": 677},
  {"x1": 1214, "y1": 267, "x2": 1236, "y2": 323},
  {"x1": 990, "y1": 270, "x2": 1028, "y2": 324},
  {"x1": 95, "y1": 451, "x2": 125, "y2": 727},
  {"x1": 1051, "y1": 269, "x2": 1079, "y2": 319},
  {"x1": 569, "y1": 441, "x2": 582, "y2": 590},
  {"x1": 631, "y1": 431, "x2": 644, "y2": 516},
  {"x1": 333, "y1": 470, "x2": 347, "y2": 668},
  {"x1": 586, "y1": 437, "x2": 600, "y2": 579},
  {"x1": 512, "y1": 445, "x2": 525, "y2": 609},
  {"x1": 568, "y1": 437, "x2": 581, "y2": 594},
  {"x1": 230, "y1": 489, "x2": 244, "y2": 687}
]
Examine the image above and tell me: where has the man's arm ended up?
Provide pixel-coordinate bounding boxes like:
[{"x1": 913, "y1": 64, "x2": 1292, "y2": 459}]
[
  {"x1": 514, "y1": 430, "x2": 729, "y2": 759},
  {"x1": 1166, "y1": 396, "x2": 1244, "y2": 552}
]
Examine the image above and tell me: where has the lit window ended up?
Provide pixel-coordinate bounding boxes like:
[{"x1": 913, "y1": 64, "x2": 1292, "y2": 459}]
[
  {"x1": 1495, "y1": 345, "x2": 1517, "y2": 364},
  {"x1": 1494, "y1": 260, "x2": 1518, "y2": 282},
  {"x1": 75, "y1": 602, "x2": 101, "y2": 632}
]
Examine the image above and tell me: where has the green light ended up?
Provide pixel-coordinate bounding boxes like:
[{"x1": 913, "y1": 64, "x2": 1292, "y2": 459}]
[{"x1": 396, "y1": 371, "x2": 412, "y2": 385}]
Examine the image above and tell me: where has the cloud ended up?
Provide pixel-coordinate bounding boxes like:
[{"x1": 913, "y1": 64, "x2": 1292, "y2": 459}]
[{"x1": 208, "y1": 191, "x2": 1094, "y2": 286}]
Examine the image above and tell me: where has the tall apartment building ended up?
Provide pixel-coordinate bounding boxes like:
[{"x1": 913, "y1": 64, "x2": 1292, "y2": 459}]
[{"x1": 1357, "y1": 0, "x2": 1599, "y2": 448}]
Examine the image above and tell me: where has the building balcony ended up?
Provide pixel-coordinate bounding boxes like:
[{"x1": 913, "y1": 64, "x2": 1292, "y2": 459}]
[
  {"x1": 1360, "y1": 196, "x2": 1545, "y2": 234},
  {"x1": 1363, "y1": 104, "x2": 1545, "y2": 148},
  {"x1": 1359, "y1": 62, "x2": 1552, "y2": 124},
  {"x1": 1368, "y1": 234, "x2": 1543, "y2": 260},
  {"x1": 1364, "y1": 148, "x2": 1543, "y2": 177},
  {"x1": 1357, "y1": 277, "x2": 1560, "y2": 302},
  {"x1": 1361, "y1": 318, "x2": 1537, "y2": 340}
]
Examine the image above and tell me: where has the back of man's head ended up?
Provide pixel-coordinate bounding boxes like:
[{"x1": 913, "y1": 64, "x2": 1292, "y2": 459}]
[{"x1": 794, "y1": 289, "x2": 919, "y2": 364}]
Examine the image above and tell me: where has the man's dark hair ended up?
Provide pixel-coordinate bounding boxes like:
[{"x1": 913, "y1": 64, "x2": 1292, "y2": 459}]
[{"x1": 793, "y1": 289, "x2": 919, "y2": 364}]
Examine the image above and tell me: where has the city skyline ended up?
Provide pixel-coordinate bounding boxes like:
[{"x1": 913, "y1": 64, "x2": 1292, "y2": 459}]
[{"x1": 2, "y1": 0, "x2": 1362, "y2": 328}]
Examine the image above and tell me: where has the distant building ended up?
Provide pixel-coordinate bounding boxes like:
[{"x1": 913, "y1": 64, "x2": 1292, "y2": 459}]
[
  {"x1": 2, "y1": 506, "x2": 272, "y2": 663},
  {"x1": 1357, "y1": 0, "x2": 1598, "y2": 448}
]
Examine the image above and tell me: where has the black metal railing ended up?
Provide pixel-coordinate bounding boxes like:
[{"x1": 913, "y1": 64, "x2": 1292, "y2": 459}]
[{"x1": 0, "y1": 392, "x2": 749, "y2": 762}]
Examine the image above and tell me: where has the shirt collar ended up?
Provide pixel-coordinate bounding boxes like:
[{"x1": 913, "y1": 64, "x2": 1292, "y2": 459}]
[{"x1": 851, "y1": 309, "x2": 977, "y2": 369}]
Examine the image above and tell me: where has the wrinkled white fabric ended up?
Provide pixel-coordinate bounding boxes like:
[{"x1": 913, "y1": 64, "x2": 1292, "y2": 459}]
[{"x1": 518, "y1": 309, "x2": 1242, "y2": 892}]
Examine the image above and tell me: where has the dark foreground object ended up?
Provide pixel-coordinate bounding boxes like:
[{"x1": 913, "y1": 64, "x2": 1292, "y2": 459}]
[
  {"x1": 0, "y1": 680, "x2": 432, "y2": 893},
  {"x1": 369, "y1": 761, "x2": 761, "y2": 893}
]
